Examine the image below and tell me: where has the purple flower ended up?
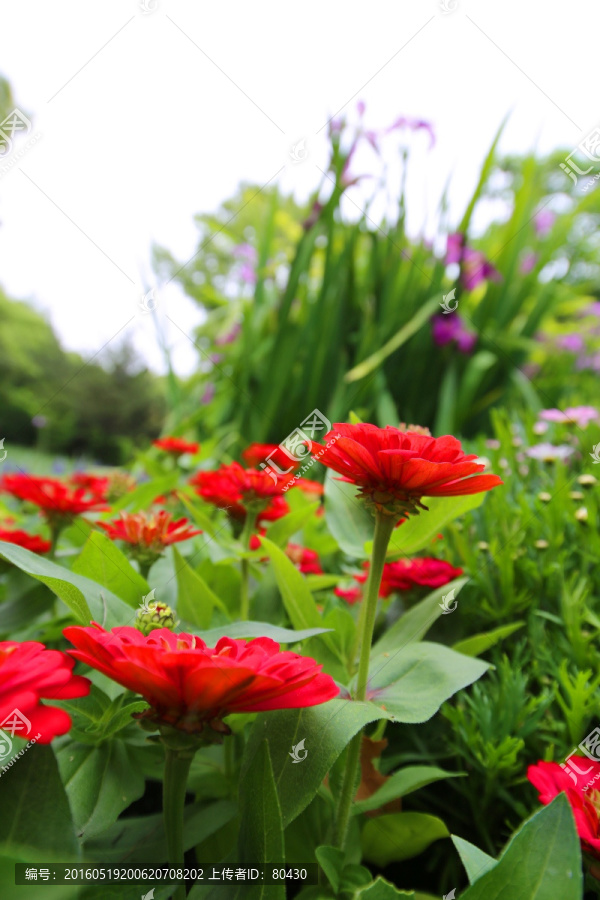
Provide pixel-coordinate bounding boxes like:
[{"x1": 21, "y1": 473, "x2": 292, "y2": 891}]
[
  {"x1": 431, "y1": 314, "x2": 477, "y2": 354},
  {"x1": 557, "y1": 334, "x2": 584, "y2": 353},
  {"x1": 239, "y1": 262, "x2": 257, "y2": 285},
  {"x1": 215, "y1": 323, "x2": 241, "y2": 346},
  {"x1": 387, "y1": 116, "x2": 435, "y2": 149},
  {"x1": 232, "y1": 243, "x2": 257, "y2": 264},
  {"x1": 520, "y1": 251, "x2": 538, "y2": 274},
  {"x1": 445, "y1": 232, "x2": 465, "y2": 265},
  {"x1": 200, "y1": 383, "x2": 215, "y2": 405},
  {"x1": 534, "y1": 208, "x2": 556, "y2": 237},
  {"x1": 584, "y1": 302, "x2": 600, "y2": 317},
  {"x1": 526, "y1": 442, "x2": 575, "y2": 462},
  {"x1": 32, "y1": 415, "x2": 47, "y2": 429},
  {"x1": 461, "y1": 247, "x2": 501, "y2": 291},
  {"x1": 538, "y1": 407, "x2": 597, "y2": 427}
]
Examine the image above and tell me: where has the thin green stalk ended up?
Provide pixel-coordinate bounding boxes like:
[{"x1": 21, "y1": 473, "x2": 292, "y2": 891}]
[
  {"x1": 163, "y1": 748, "x2": 193, "y2": 900},
  {"x1": 334, "y1": 512, "x2": 395, "y2": 850},
  {"x1": 239, "y1": 509, "x2": 258, "y2": 620}
]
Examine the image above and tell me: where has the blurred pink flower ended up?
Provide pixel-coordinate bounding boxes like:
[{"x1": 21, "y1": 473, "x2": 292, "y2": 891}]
[
  {"x1": 444, "y1": 233, "x2": 501, "y2": 291},
  {"x1": 534, "y1": 208, "x2": 556, "y2": 237},
  {"x1": 520, "y1": 251, "x2": 538, "y2": 274},
  {"x1": 215, "y1": 323, "x2": 241, "y2": 346},
  {"x1": 387, "y1": 116, "x2": 435, "y2": 148},
  {"x1": 539, "y1": 406, "x2": 598, "y2": 427},
  {"x1": 526, "y1": 442, "x2": 575, "y2": 462},
  {"x1": 557, "y1": 334, "x2": 584, "y2": 353}
]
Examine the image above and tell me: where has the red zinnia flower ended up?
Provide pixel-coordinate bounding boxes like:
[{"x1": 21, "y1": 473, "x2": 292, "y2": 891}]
[
  {"x1": 334, "y1": 586, "x2": 363, "y2": 605},
  {"x1": 311, "y1": 423, "x2": 502, "y2": 517},
  {"x1": 100, "y1": 510, "x2": 201, "y2": 556},
  {"x1": 69, "y1": 472, "x2": 109, "y2": 500},
  {"x1": 153, "y1": 437, "x2": 200, "y2": 456},
  {"x1": 285, "y1": 544, "x2": 324, "y2": 575},
  {"x1": 63, "y1": 624, "x2": 339, "y2": 735},
  {"x1": 528, "y1": 758, "x2": 600, "y2": 859},
  {"x1": 0, "y1": 528, "x2": 52, "y2": 554},
  {"x1": 191, "y1": 462, "x2": 290, "y2": 520},
  {"x1": 1, "y1": 474, "x2": 108, "y2": 518},
  {"x1": 0, "y1": 641, "x2": 90, "y2": 744},
  {"x1": 355, "y1": 557, "x2": 463, "y2": 597}
]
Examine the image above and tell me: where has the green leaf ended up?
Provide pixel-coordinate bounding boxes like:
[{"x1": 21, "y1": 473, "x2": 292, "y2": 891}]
[
  {"x1": 305, "y1": 574, "x2": 341, "y2": 592},
  {"x1": 355, "y1": 877, "x2": 416, "y2": 898},
  {"x1": 345, "y1": 294, "x2": 441, "y2": 383},
  {"x1": 173, "y1": 546, "x2": 228, "y2": 629},
  {"x1": 352, "y1": 766, "x2": 464, "y2": 815},
  {"x1": 383, "y1": 494, "x2": 486, "y2": 558},
  {"x1": 315, "y1": 845, "x2": 345, "y2": 893},
  {"x1": 362, "y1": 812, "x2": 449, "y2": 866},
  {"x1": 371, "y1": 578, "x2": 468, "y2": 656},
  {"x1": 360, "y1": 643, "x2": 489, "y2": 724},
  {"x1": 72, "y1": 530, "x2": 149, "y2": 609},
  {"x1": 241, "y1": 700, "x2": 386, "y2": 828},
  {"x1": 452, "y1": 621, "x2": 525, "y2": 657},
  {"x1": 236, "y1": 739, "x2": 285, "y2": 900},
  {"x1": 193, "y1": 621, "x2": 333, "y2": 644},
  {"x1": 458, "y1": 794, "x2": 582, "y2": 899},
  {"x1": 451, "y1": 835, "x2": 496, "y2": 884},
  {"x1": 263, "y1": 501, "x2": 320, "y2": 547},
  {"x1": 54, "y1": 738, "x2": 146, "y2": 840},
  {"x1": 0, "y1": 541, "x2": 133, "y2": 625},
  {"x1": 323, "y1": 470, "x2": 374, "y2": 559},
  {"x1": 178, "y1": 488, "x2": 219, "y2": 536},
  {"x1": 0, "y1": 583, "x2": 53, "y2": 633},
  {"x1": 0, "y1": 744, "x2": 79, "y2": 857},
  {"x1": 84, "y1": 799, "x2": 237, "y2": 864}
]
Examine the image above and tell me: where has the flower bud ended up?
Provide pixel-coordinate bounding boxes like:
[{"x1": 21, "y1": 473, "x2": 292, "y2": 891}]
[{"x1": 135, "y1": 601, "x2": 178, "y2": 635}]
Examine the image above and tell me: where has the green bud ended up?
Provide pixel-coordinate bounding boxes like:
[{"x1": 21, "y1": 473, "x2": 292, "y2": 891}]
[{"x1": 135, "y1": 601, "x2": 178, "y2": 635}]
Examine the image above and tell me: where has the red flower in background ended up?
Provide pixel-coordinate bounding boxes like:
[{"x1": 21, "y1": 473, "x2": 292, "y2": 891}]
[
  {"x1": 311, "y1": 423, "x2": 502, "y2": 517},
  {"x1": 100, "y1": 510, "x2": 201, "y2": 553},
  {"x1": 356, "y1": 557, "x2": 463, "y2": 597},
  {"x1": 63, "y1": 623, "x2": 339, "y2": 735},
  {"x1": 334, "y1": 586, "x2": 363, "y2": 605},
  {"x1": 285, "y1": 544, "x2": 323, "y2": 575},
  {"x1": 153, "y1": 437, "x2": 200, "y2": 456},
  {"x1": 0, "y1": 641, "x2": 90, "y2": 744},
  {"x1": 528, "y1": 758, "x2": 600, "y2": 859},
  {"x1": 0, "y1": 474, "x2": 108, "y2": 518},
  {"x1": 0, "y1": 528, "x2": 51, "y2": 554},
  {"x1": 69, "y1": 473, "x2": 109, "y2": 500},
  {"x1": 191, "y1": 462, "x2": 290, "y2": 520}
]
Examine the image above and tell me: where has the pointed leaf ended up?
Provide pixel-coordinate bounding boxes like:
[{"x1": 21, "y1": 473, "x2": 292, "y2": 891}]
[
  {"x1": 352, "y1": 766, "x2": 464, "y2": 815},
  {"x1": 72, "y1": 530, "x2": 149, "y2": 609},
  {"x1": 451, "y1": 835, "x2": 496, "y2": 884},
  {"x1": 452, "y1": 621, "x2": 525, "y2": 657},
  {"x1": 362, "y1": 812, "x2": 449, "y2": 865},
  {"x1": 173, "y1": 546, "x2": 228, "y2": 629}
]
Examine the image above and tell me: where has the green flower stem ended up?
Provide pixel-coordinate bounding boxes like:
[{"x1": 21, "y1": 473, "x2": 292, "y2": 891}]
[
  {"x1": 163, "y1": 748, "x2": 194, "y2": 900},
  {"x1": 239, "y1": 508, "x2": 259, "y2": 620},
  {"x1": 138, "y1": 560, "x2": 153, "y2": 582},
  {"x1": 334, "y1": 512, "x2": 395, "y2": 851}
]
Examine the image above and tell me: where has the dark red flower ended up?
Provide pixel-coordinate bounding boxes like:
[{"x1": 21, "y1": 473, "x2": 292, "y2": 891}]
[
  {"x1": 1, "y1": 474, "x2": 108, "y2": 518},
  {"x1": 0, "y1": 528, "x2": 51, "y2": 554},
  {"x1": 191, "y1": 462, "x2": 289, "y2": 520},
  {"x1": 285, "y1": 544, "x2": 323, "y2": 575},
  {"x1": 528, "y1": 758, "x2": 600, "y2": 859},
  {"x1": 63, "y1": 623, "x2": 339, "y2": 735},
  {"x1": 0, "y1": 641, "x2": 90, "y2": 744},
  {"x1": 153, "y1": 437, "x2": 200, "y2": 456},
  {"x1": 355, "y1": 557, "x2": 463, "y2": 597},
  {"x1": 100, "y1": 510, "x2": 201, "y2": 554},
  {"x1": 311, "y1": 423, "x2": 502, "y2": 517}
]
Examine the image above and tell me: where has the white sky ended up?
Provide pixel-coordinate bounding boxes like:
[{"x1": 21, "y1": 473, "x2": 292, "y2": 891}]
[{"x1": 0, "y1": 0, "x2": 595, "y2": 376}]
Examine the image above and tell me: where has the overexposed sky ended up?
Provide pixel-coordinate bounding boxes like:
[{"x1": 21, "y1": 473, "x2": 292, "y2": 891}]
[{"x1": 0, "y1": 0, "x2": 595, "y2": 375}]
